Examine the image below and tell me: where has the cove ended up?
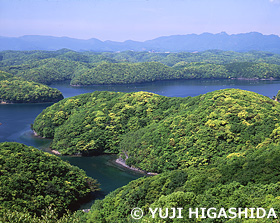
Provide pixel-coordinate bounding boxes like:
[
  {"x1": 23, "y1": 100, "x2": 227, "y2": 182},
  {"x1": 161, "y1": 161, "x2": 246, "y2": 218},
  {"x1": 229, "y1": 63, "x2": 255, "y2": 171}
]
[{"x1": 1, "y1": 78, "x2": 280, "y2": 208}]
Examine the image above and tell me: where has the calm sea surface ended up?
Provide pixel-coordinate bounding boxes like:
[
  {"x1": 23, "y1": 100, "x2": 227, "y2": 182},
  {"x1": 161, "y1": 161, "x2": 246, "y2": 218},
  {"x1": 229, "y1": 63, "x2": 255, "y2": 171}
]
[{"x1": 1, "y1": 79, "x2": 280, "y2": 208}]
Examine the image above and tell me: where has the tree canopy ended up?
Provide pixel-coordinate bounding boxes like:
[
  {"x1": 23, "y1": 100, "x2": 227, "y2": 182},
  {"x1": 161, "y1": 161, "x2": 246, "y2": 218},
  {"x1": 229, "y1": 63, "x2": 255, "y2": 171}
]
[
  {"x1": 1, "y1": 50, "x2": 280, "y2": 85},
  {"x1": 33, "y1": 89, "x2": 280, "y2": 174},
  {"x1": 0, "y1": 70, "x2": 13, "y2": 81},
  {"x1": 0, "y1": 142, "x2": 99, "y2": 218},
  {"x1": 88, "y1": 144, "x2": 280, "y2": 222},
  {"x1": 0, "y1": 77, "x2": 63, "y2": 103}
]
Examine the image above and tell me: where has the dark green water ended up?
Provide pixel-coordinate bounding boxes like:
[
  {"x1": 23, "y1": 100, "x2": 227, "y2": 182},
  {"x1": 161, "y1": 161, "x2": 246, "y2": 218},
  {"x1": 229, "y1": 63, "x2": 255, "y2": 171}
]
[
  {"x1": 1, "y1": 79, "x2": 280, "y2": 208},
  {"x1": 61, "y1": 155, "x2": 144, "y2": 209}
]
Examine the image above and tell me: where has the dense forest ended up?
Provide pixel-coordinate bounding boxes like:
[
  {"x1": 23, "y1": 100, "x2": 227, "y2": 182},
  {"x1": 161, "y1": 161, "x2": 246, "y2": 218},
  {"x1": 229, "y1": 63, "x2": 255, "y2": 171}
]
[
  {"x1": 0, "y1": 70, "x2": 13, "y2": 80},
  {"x1": 89, "y1": 144, "x2": 280, "y2": 222},
  {"x1": 32, "y1": 91, "x2": 187, "y2": 155},
  {"x1": 120, "y1": 89, "x2": 280, "y2": 173},
  {"x1": 31, "y1": 88, "x2": 280, "y2": 222},
  {"x1": 1, "y1": 58, "x2": 87, "y2": 85},
  {"x1": 71, "y1": 61, "x2": 280, "y2": 85},
  {"x1": 0, "y1": 50, "x2": 280, "y2": 85},
  {"x1": 0, "y1": 142, "x2": 99, "y2": 221},
  {"x1": 1, "y1": 49, "x2": 280, "y2": 66},
  {"x1": 33, "y1": 89, "x2": 280, "y2": 173},
  {"x1": 0, "y1": 78, "x2": 63, "y2": 103},
  {"x1": 0, "y1": 70, "x2": 63, "y2": 103},
  {"x1": 70, "y1": 62, "x2": 176, "y2": 85},
  {"x1": 2, "y1": 49, "x2": 280, "y2": 222},
  {"x1": 3, "y1": 144, "x2": 280, "y2": 222}
]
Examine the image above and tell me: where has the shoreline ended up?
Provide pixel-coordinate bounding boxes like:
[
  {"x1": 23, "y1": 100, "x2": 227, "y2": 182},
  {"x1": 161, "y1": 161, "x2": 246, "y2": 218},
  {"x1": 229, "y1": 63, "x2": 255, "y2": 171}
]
[
  {"x1": 33, "y1": 128, "x2": 156, "y2": 175},
  {"x1": 32, "y1": 130, "x2": 62, "y2": 155},
  {"x1": 32, "y1": 131, "x2": 150, "y2": 176},
  {"x1": 230, "y1": 77, "x2": 276, "y2": 81},
  {"x1": 115, "y1": 154, "x2": 158, "y2": 176},
  {"x1": 0, "y1": 101, "x2": 12, "y2": 104},
  {"x1": 69, "y1": 77, "x2": 279, "y2": 87},
  {"x1": 51, "y1": 149, "x2": 61, "y2": 155}
]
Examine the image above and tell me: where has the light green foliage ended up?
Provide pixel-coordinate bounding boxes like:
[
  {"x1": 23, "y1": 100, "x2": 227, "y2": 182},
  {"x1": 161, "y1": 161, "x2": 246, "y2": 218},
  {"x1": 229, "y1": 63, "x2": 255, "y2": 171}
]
[
  {"x1": 275, "y1": 90, "x2": 280, "y2": 101},
  {"x1": 88, "y1": 145, "x2": 280, "y2": 222},
  {"x1": 0, "y1": 77, "x2": 63, "y2": 103},
  {"x1": 3, "y1": 50, "x2": 280, "y2": 222},
  {"x1": 122, "y1": 89, "x2": 280, "y2": 172},
  {"x1": 2, "y1": 49, "x2": 280, "y2": 67},
  {"x1": 0, "y1": 207, "x2": 87, "y2": 223},
  {"x1": 174, "y1": 62, "x2": 229, "y2": 79},
  {"x1": 0, "y1": 142, "x2": 99, "y2": 217},
  {"x1": 34, "y1": 89, "x2": 280, "y2": 174},
  {"x1": 71, "y1": 61, "x2": 280, "y2": 85},
  {"x1": 33, "y1": 91, "x2": 187, "y2": 154},
  {"x1": 224, "y1": 62, "x2": 280, "y2": 79},
  {"x1": 0, "y1": 70, "x2": 13, "y2": 81}
]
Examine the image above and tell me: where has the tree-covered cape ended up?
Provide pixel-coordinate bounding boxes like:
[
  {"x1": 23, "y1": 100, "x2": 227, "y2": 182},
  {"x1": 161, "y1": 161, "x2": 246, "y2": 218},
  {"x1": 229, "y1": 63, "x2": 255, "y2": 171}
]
[
  {"x1": 0, "y1": 70, "x2": 63, "y2": 103},
  {"x1": 0, "y1": 142, "x2": 99, "y2": 217},
  {"x1": 33, "y1": 89, "x2": 280, "y2": 174}
]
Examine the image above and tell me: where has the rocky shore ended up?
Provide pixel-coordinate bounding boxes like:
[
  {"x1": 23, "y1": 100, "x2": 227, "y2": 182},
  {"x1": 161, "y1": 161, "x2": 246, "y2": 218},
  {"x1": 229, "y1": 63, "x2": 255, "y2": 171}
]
[{"x1": 115, "y1": 154, "x2": 157, "y2": 176}]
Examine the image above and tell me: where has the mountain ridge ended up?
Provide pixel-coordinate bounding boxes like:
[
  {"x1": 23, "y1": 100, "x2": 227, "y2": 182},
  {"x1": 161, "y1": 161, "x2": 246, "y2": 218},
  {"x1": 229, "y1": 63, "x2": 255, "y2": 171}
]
[{"x1": 1, "y1": 32, "x2": 280, "y2": 53}]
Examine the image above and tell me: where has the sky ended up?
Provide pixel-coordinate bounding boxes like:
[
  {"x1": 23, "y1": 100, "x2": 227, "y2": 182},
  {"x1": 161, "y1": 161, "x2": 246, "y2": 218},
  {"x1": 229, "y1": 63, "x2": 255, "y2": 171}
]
[{"x1": 0, "y1": 0, "x2": 280, "y2": 42}]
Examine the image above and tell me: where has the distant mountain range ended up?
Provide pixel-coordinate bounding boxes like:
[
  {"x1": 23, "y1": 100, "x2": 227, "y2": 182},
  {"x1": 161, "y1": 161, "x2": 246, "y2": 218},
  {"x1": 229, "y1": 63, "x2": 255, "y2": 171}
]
[{"x1": 1, "y1": 32, "x2": 280, "y2": 53}]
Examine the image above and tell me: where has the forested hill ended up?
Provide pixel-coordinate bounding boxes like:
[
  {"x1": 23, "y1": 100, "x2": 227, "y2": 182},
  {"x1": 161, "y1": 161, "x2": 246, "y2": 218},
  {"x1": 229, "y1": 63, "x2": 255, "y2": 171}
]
[
  {"x1": 0, "y1": 142, "x2": 99, "y2": 220},
  {"x1": 31, "y1": 88, "x2": 280, "y2": 221},
  {"x1": 33, "y1": 89, "x2": 280, "y2": 174},
  {"x1": 1, "y1": 32, "x2": 280, "y2": 53},
  {"x1": 32, "y1": 91, "x2": 188, "y2": 155},
  {"x1": 0, "y1": 70, "x2": 63, "y2": 103},
  {"x1": 89, "y1": 144, "x2": 280, "y2": 222},
  {"x1": 1, "y1": 49, "x2": 280, "y2": 67},
  {"x1": 1, "y1": 50, "x2": 280, "y2": 85},
  {"x1": 71, "y1": 61, "x2": 280, "y2": 85}
]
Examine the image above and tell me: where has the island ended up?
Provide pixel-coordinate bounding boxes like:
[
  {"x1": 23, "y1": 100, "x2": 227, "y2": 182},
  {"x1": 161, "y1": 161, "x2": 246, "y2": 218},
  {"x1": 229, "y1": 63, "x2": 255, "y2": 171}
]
[{"x1": 0, "y1": 77, "x2": 63, "y2": 103}]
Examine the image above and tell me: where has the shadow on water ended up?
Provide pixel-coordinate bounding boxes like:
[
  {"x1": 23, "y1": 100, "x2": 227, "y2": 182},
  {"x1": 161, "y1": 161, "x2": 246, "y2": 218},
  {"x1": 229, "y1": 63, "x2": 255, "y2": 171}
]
[
  {"x1": 17, "y1": 130, "x2": 145, "y2": 209},
  {"x1": 60, "y1": 155, "x2": 145, "y2": 209}
]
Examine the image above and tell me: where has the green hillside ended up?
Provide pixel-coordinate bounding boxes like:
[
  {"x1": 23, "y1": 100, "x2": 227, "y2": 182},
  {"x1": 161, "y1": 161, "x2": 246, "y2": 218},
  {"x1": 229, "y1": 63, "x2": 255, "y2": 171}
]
[
  {"x1": 1, "y1": 58, "x2": 86, "y2": 85},
  {"x1": 1, "y1": 50, "x2": 280, "y2": 85},
  {"x1": 88, "y1": 144, "x2": 280, "y2": 222},
  {"x1": 1, "y1": 50, "x2": 280, "y2": 67},
  {"x1": 0, "y1": 142, "x2": 99, "y2": 217},
  {"x1": 121, "y1": 88, "x2": 280, "y2": 173},
  {"x1": 70, "y1": 61, "x2": 176, "y2": 85},
  {"x1": 0, "y1": 77, "x2": 63, "y2": 103},
  {"x1": 33, "y1": 89, "x2": 280, "y2": 174},
  {"x1": 0, "y1": 70, "x2": 13, "y2": 81},
  {"x1": 32, "y1": 91, "x2": 188, "y2": 155}
]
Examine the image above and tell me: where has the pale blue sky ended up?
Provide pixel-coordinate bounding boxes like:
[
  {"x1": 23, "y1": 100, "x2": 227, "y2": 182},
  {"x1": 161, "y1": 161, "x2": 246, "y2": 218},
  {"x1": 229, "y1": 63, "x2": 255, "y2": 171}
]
[{"x1": 0, "y1": 0, "x2": 279, "y2": 41}]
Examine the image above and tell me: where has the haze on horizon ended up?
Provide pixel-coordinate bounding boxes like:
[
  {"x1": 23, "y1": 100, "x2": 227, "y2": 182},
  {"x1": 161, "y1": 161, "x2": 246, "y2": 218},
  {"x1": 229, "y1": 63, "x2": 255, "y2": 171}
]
[{"x1": 0, "y1": 0, "x2": 280, "y2": 42}]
